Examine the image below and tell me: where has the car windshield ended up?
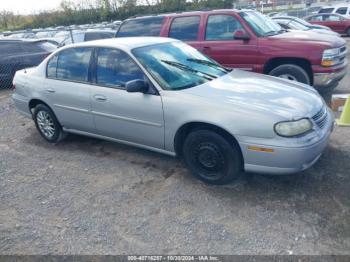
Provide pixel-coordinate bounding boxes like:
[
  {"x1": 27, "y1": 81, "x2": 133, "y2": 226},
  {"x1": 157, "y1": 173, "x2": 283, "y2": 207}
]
[
  {"x1": 291, "y1": 17, "x2": 313, "y2": 27},
  {"x1": 38, "y1": 41, "x2": 58, "y2": 51},
  {"x1": 132, "y1": 42, "x2": 229, "y2": 91},
  {"x1": 240, "y1": 11, "x2": 283, "y2": 36},
  {"x1": 285, "y1": 20, "x2": 309, "y2": 30}
]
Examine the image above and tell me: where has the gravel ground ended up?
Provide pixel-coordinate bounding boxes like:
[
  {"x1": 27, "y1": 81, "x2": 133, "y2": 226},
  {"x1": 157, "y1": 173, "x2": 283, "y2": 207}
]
[{"x1": 0, "y1": 39, "x2": 349, "y2": 256}]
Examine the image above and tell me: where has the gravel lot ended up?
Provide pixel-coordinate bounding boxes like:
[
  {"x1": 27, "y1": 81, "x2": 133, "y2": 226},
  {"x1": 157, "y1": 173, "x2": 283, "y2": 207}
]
[{"x1": 0, "y1": 39, "x2": 349, "y2": 255}]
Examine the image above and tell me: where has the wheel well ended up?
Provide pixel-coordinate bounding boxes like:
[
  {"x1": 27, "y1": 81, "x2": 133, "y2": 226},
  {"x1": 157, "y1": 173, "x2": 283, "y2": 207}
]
[
  {"x1": 174, "y1": 122, "x2": 243, "y2": 160},
  {"x1": 264, "y1": 57, "x2": 313, "y2": 85},
  {"x1": 28, "y1": 99, "x2": 50, "y2": 115}
]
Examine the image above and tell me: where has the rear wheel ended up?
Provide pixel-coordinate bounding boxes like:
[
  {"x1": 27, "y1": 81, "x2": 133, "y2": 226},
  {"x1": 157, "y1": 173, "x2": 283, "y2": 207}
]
[
  {"x1": 182, "y1": 130, "x2": 242, "y2": 185},
  {"x1": 269, "y1": 64, "x2": 310, "y2": 85},
  {"x1": 33, "y1": 104, "x2": 66, "y2": 143}
]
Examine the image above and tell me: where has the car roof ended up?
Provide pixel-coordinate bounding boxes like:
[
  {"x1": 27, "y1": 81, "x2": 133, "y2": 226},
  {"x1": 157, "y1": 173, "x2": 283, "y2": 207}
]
[
  {"x1": 124, "y1": 9, "x2": 245, "y2": 20},
  {"x1": 67, "y1": 37, "x2": 176, "y2": 50},
  {"x1": 0, "y1": 38, "x2": 52, "y2": 43},
  {"x1": 273, "y1": 16, "x2": 298, "y2": 20},
  {"x1": 332, "y1": 3, "x2": 350, "y2": 7}
]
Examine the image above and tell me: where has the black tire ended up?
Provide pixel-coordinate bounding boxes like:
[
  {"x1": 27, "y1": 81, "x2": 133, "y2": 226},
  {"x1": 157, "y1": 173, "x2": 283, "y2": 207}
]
[
  {"x1": 347, "y1": 27, "x2": 350, "y2": 37},
  {"x1": 269, "y1": 64, "x2": 310, "y2": 85},
  {"x1": 33, "y1": 104, "x2": 66, "y2": 143},
  {"x1": 182, "y1": 130, "x2": 242, "y2": 185}
]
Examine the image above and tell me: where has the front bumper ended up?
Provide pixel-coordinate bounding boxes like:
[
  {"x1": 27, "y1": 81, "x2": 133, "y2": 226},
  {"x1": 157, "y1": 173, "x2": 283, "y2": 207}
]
[
  {"x1": 238, "y1": 109, "x2": 334, "y2": 175},
  {"x1": 313, "y1": 63, "x2": 347, "y2": 90}
]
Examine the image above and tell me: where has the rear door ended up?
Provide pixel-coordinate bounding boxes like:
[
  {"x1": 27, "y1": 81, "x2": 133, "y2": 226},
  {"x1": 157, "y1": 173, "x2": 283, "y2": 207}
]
[
  {"x1": 306, "y1": 14, "x2": 327, "y2": 27},
  {"x1": 45, "y1": 47, "x2": 94, "y2": 132},
  {"x1": 167, "y1": 15, "x2": 202, "y2": 51},
  {"x1": 323, "y1": 14, "x2": 345, "y2": 33},
  {"x1": 198, "y1": 13, "x2": 258, "y2": 71},
  {"x1": 90, "y1": 47, "x2": 164, "y2": 149}
]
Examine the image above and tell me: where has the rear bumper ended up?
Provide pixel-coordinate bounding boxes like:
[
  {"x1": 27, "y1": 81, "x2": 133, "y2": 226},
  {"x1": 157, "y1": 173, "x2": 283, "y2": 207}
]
[
  {"x1": 12, "y1": 93, "x2": 32, "y2": 118},
  {"x1": 313, "y1": 62, "x2": 347, "y2": 90}
]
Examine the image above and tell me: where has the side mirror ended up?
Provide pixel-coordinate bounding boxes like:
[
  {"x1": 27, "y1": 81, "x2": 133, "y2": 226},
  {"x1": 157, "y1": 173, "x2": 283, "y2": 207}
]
[
  {"x1": 126, "y1": 79, "x2": 149, "y2": 93},
  {"x1": 233, "y1": 29, "x2": 250, "y2": 41}
]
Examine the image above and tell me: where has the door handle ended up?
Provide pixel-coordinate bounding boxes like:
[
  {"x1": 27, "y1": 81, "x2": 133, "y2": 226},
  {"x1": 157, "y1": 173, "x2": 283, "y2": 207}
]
[
  {"x1": 202, "y1": 46, "x2": 211, "y2": 52},
  {"x1": 94, "y1": 95, "x2": 107, "y2": 102},
  {"x1": 46, "y1": 88, "x2": 55, "y2": 93}
]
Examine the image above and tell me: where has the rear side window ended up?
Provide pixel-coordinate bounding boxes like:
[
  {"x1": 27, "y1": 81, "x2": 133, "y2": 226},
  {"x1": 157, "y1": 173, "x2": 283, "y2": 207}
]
[
  {"x1": 117, "y1": 17, "x2": 164, "y2": 37},
  {"x1": 307, "y1": 15, "x2": 323, "y2": 21},
  {"x1": 84, "y1": 32, "x2": 114, "y2": 41},
  {"x1": 169, "y1": 16, "x2": 200, "y2": 41},
  {"x1": 335, "y1": 7, "x2": 348, "y2": 15},
  {"x1": 47, "y1": 55, "x2": 58, "y2": 78},
  {"x1": 324, "y1": 14, "x2": 342, "y2": 21},
  {"x1": 96, "y1": 48, "x2": 145, "y2": 88},
  {"x1": 319, "y1": 8, "x2": 335, "y2": 13},
  {"x1": 0, "y1": 42, "x2": 22, "y2": 55},
  {"x1": 20, "y1": 43, "x2": 42, "y2": 53},
  {"x1": 278, "y1": 23, "x2": 289, "y2": 29},
  {"x1": 205, "y1": 15, "x2": 244, "y2": 41},
  {"x1": 55, "y1": 48, "x2": 92, "y2": 82}
]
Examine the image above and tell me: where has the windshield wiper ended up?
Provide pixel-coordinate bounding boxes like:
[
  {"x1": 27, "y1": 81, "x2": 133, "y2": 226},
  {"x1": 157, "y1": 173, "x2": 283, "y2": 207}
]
[
  {"x1": 264, "y1": 30, "x2": 279, "y2": 36},
  {"x1": 186, "y1": 58, "x2": 231, "y2": 72},
  {"x1": 265, "y1": 29, "x2": 287, "y2": 36},
  {"x1": 161, "y1": 60, "x2": 217, "y2": 80}
]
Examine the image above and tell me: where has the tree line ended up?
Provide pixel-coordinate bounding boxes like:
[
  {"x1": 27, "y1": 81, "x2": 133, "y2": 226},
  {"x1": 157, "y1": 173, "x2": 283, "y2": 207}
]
[{"x1": 0, "y1": 0, "x2": 235, "y2": 31}]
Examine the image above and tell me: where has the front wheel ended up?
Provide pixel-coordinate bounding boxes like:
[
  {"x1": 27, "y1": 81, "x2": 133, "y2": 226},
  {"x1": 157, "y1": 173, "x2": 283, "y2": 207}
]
[
  {"x1": 33, "y1": 104, "x2": 66, "y2": 143},
  {"x1": 182, "y1": 130, "x2": 242, "y2": 185},
  {"x1": 269, "y1": 64, "x2": 310, "y2": 85}
]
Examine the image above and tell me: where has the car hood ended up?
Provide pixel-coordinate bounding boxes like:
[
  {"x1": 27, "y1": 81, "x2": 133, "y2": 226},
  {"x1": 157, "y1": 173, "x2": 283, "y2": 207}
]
[
  {"x1": 181, "y1": 70, "x2": 324, "y2": 120},
  {"x1": 311, "y1": 28, "x2": 340, "y2": 36},
  {"x1": 311, "y1": 24, "x2": 331, "y2": 30},
  {"x1": 269, "y1": 30, "x2": 345, "y2": 47}
]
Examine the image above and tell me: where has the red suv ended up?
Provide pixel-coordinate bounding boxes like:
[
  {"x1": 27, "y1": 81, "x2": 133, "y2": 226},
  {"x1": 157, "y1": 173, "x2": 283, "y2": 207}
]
[
  {"x1": 116, "y1": 10, "x2": 347, "y2": 93},
  {"x1": 304, "y1": 13, "x2": 350, "y2": 36}
]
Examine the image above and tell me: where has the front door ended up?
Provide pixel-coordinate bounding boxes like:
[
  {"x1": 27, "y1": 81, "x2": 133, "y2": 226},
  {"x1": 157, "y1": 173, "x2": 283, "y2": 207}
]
[
  {"x1": 90, "y1": 47, "x2": 164, "y2": 149},
  {"x1": 199, "y1": 14, "x2": 258, "y2": 71}
]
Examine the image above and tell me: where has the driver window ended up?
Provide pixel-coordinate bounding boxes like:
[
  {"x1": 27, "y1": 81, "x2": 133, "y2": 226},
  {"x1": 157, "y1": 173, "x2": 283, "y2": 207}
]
[
  {"x1": 323, "y1": 15, "x2": 340, "y2": 21},
  {"x1": 96, "y1": 48, "x2": 145, "y2": 89},
  {"x1": 205, "y1": 15, "x2": 244, "y2": 41},
  {"x1": 310, "y1": 15, "x2": 323, "y2": 21}
]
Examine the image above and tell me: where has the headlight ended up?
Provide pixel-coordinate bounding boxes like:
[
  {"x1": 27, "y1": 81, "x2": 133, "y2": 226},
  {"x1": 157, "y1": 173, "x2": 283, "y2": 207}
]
[
  {"x1": 321, "y1": 48, "x2": 340, "y2": 67},
  {"x1": 274, "y1": 118, "x2": 313, "y2": 137}
]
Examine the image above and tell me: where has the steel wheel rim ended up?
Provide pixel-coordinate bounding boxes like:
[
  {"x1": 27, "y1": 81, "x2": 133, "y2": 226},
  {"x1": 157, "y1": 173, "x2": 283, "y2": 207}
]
[
  {"x1": 36, "y1": 111, "x2": 55, "y2": 139},
  {"x1": 194, "y1": 142, "x2": 225, "y2": 178},
  {"x1": 279, "y1": 74, "x2": 297, "y2": 81}
]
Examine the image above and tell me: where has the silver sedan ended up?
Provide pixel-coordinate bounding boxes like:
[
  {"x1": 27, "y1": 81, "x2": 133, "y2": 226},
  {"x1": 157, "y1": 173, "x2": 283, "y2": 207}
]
[{"x1": 12, "y1": 37, "x2": 333, "y2": 185}]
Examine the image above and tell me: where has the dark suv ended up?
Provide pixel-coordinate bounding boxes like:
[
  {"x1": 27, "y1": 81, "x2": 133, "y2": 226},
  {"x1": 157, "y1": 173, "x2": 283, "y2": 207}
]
[{"x1": 0, "y1": 39, "x2": 57, "y2": 88}]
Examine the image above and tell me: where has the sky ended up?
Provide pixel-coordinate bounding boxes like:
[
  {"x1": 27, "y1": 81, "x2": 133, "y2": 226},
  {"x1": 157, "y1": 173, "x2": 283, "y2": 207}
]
[{"x1": 0, "y1": 0, "x2": 62, "y2": 14}]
